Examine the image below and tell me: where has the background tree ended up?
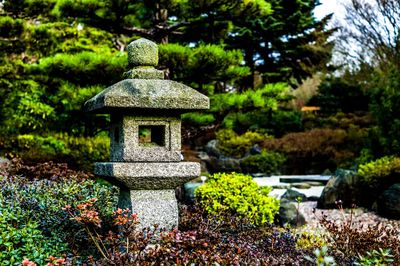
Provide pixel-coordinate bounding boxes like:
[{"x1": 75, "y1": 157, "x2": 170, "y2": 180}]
[
  {"x1": 336, "y1": 0, "x2": 400, "y2": 156},
  {"x1": 0, "y1": 0, "x2": 335, "y2": 169}
]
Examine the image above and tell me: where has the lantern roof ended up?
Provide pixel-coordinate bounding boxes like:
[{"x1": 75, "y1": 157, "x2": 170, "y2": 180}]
[{"x1": 84, "y1": 38, "x2": 209, "y2": 114}]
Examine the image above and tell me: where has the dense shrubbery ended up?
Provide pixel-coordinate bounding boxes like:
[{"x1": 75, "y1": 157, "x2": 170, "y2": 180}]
[
  {"x1": 355, "y1": 156, "x2": 400, "y2": 207},
  {"x1": 1, "y1": 161, "x2": 400, "y2": 265},
  {"x1": 262, "y1": 128, "x2": 367, "y2": 174},
  {"x1": 1, "y1": 133, "x2": 109, "y2": 170},
  {"x1": 215, "y1": 129, "x2": 270, "y2": 158},
  {"x1": 0, "y1": 202, "x2": 66, "y2": 265},
  {"x1": 240, "y1": 150, "x2": 286, "y2": 174},
  {"x1": 0, "y1": 161, "x2": 119, "y2": 264},
  {"x1": 357, "y1": 156, "x2": 400, "y2": 191},
  {"x1": 195, "y1": 172, "x2": 280, "y2": 225}
]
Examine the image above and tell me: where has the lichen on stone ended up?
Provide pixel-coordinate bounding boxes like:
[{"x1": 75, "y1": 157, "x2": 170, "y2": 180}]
[{"x1": 127, "y1": 38, "x2": 159, "y2": 67}]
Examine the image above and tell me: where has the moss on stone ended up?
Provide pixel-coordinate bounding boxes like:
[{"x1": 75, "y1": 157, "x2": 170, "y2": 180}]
[{"x1": 127, "y1": 38, "x2": 158, "y2": 67}]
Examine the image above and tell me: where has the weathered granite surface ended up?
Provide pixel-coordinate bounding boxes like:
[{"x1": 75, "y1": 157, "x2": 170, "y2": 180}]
[
  {"x1": 127, "y1": 38, "x2": 158, "y2": 67},
  {"x1": 95, "y1": 162, "x2": 200, "y2": 189},
  {"x1": 123, "y1": 68, "x2": 164, "y2": 79},
  {"x1": 110, "y1": 115, "x2": 182, "y2": 162},
  {"x1": 85, "y1": 38, "x2": 209, "y2": 229},
  {"x1": 84, "y1": 79, "x2": 209, "y2": 113},
  {"x1": 130, "y1": 189, "x2": 178, "y2": 230}
]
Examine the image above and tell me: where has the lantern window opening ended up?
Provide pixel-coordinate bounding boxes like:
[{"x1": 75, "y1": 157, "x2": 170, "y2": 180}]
[
  {"x1": 138, "y1": 125, "x2": 166, "y2": 147},
  {"x1": 114, "y1": 126, "x2": 120, "y2": 143}
]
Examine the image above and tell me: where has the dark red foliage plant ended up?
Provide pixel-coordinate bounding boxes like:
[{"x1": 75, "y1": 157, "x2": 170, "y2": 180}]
[
  {"x1": 62, "y1": 202, "x2": 314, "y2": 265},
  {"x1": 315, "y1": 201, "x2": 400, "y2": 264}
]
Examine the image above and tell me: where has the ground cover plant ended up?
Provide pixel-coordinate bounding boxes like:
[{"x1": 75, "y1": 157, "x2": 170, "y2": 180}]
[
  {"x1": 0, "y1": 160, "x2": 119, "y2": 265},
  {"x1": 1, "y1": 160, "x2": 400, "y2": 265},
  {"x1": 314, "y1": 201, "x2": 400, "y2": 264}
]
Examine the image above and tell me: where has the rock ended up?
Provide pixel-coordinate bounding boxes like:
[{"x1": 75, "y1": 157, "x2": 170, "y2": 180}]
[
  {"x1": 183, "y1": 182, "x2": 203, "y2": 203},
  {"x1": 307, "y1": 196, "x2": 320, "y2": 201},
  {"x1": 306, "y1": 181, "x2": 324, "y2": 187},
  {"x1": 251, "y1": 173, "x2": 267, "y2": 178},
  {"x1": 281, "y1": 189, "x2": 307, "y2": 202},
  {"x1": 272, "y1": 184, "x2": 290, "y2": 189},
  {"x1": 277, "y1": 199, "x2": 306, "y2": 227},
  {"x1": 291, "y1": 183, "x2": 311, "y2": 189},
  {"x1": 203, "y1": 140, "x2": 242, "y2": 173},
  {"x1": 250, "y1": 144, "x2": 262, "y2": 155},
  {"x1": 317, "y1": 169, "x2": 358, "y2": 209},
  {"x1": 205, "y1": 140, "x2": 221, "y2": 158},
  {"x1": 377, "y1": 183, "x2": 400, "y2": 219},
  {"x1": 197, "y1": 151, "x2": 210, "y2": 161},
  {"x1": 207, "y1": 156, "x2": 242, "y2": 173}
]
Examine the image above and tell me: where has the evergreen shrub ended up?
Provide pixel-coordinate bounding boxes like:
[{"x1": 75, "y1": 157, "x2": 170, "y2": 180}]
[
  {"x1": 216, "y1": 129, "x2": 270, "y2": 158},
  {"x1": 357, "y1": 156, "x2": 400, "y2": 190},
  {"x1": 262, "y1": 128, "x2": 358, "y2": 173},
  {"x1": 182, "y1": 112, "x2": 215, "y2": 126},
  {"x1": 240, "y1": 150, "x2": 286, "y2": 174},
  {"x1": 356, "y1": 156, "x2": 400, "y2": 206},
  {"x1": 195, "y1": 172, "x2": 280, "y2": 225},
  {"x1": 3, "y1": 133, "x2": 109, "y2": 170}
]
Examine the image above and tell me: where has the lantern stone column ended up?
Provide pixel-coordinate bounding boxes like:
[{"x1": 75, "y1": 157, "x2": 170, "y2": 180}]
[{"x1": 84, "y1": 38, "x2": 209, "y2": 229}]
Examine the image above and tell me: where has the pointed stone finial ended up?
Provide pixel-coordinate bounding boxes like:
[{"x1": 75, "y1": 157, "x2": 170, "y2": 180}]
[{"x1": 124, "y1": 38, "x2": 164, "y2": 79}]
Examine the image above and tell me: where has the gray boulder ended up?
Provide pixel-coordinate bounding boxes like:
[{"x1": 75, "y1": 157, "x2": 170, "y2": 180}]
[
  {"x1": 183, "y1": 182, "x2": 203, "y2": 203},
  {"x1": 204, "y1": 139, "x2": 242, "y2": 173},
  {"x1": 291, "y1": 183, "x2": 311, "y2": 189},
  {"x1": 281, "y1": 189, "x2": 307, "y2": 202},
  {"x1": 277, "y1": 199, "x2": 306, "y2": 227},
  {"x1": 205, "y1": 139, "x2": 221, "y2": 158},
  {"x1": 317, "y1": 169, "x2": 358, "y2": 209},
  {"x1": 208, "y1": 156, "x2": 241, "y2": 173},
  {"x1": 377, "y1": 183, "x2": 400, "y2": 219}
]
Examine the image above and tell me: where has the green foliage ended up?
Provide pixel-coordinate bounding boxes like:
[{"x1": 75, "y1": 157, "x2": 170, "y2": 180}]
[
  {"x1": 181, "y1": 112, "x2": 215, "y2": 126},
  {"x1": 28, "y1": 51, "x2": 127, "y2": 85},
  {"x1": 2, "y1": 133, "x2": 109, "y2": 170},
  {"x1": 357, "y1": 156, "x2": 400, "y2": 191},
  {"x1": 195, "y1": 172, "x2": 280, "y2": 225},
  {"x1": 296, "y1": 231, "x2": 326, "y2": 250},
  {"x1": 309, "y1": 77, "x2": 369, "y2": 114},
  {"x1": 0, "y1": 16, "x2": 25, "y2": 38},
  {"x1": 241, "y1": 150, "x2": 286, "y2": 174},
  {"x1": 211, "y1": 83, "x2": 290, "y2": 114},
  {"x1": 369, "y1": 66, "x2": 400, "y2": 155},
  {"x1": 210, "y1": 83, "x2": 294, "y2": 132},
  {"x1": 1, "y1": 0, "x2": 335, "y2": 166},
  {"x1": 263, "y1": 128, "x2": 360, "y2": 173},
  {"x1": 160, "y1": 43, "x2": 249, "y2": 93},
  {"x1": 216, "y1": 129, "x2": 270, "y2": 158},
  {"x1": 0, "y1": 175, "x2": 119, "y2": 262},
  {"x1": 0, "y1": 203, "x2": 66, "y2": 265},
  {"x1": 305, "y1": 246, "x2": 336, "y2": 266},
  {"x1": 356, "y1": 249, "x2": 394, "y2": 266}
]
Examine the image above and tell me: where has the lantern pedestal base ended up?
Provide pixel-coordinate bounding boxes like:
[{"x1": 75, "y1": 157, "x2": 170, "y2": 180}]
[
  {"x1": 95, "y1": 161, "x2": 200, "y2": 229},
  {"x1": 134, "y1": 189, "x2": 178, "y2": 229}
]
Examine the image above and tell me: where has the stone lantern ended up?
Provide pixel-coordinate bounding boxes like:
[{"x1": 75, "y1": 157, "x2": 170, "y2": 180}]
[{"x1": 84, "y1": 38, "x2": 209, "y2": 229}]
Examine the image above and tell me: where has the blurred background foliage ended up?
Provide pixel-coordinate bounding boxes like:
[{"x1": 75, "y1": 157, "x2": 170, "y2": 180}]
[{"x1": 1, "y1": 0, "x2": 399, "y2": 174}]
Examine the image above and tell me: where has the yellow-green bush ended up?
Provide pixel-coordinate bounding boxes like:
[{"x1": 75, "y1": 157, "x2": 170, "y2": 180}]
[
  {"x1": 195, "y1": 173, "x2": 280, "y2": 225},
  {"x1": 357, "y1": 156, "x2": 400, "y2": 190},
  {"x1": 356, "y1": 156, "x2": 400, "y2": 207},
  {"x1": 216, "y1": 129, "x2": 271, "y2": 158},
  {"x1": 296, "y1": 231, "x2": 327, "y2": 250}
]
